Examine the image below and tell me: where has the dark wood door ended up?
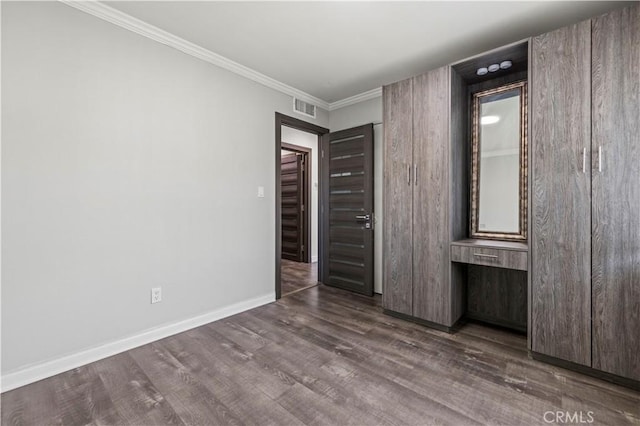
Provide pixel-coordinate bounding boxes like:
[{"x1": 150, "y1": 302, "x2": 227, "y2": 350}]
[
  {"x1": 281, "y1": 152, "x2": 305, "y2": 262},
  {"x1": 382, "y1": 79, "x2": 414, "y2": 314},
  {"x1": 530, "y1": 20, "x2": 592, "y2": 366},
  {"x1": 591, "y1": 4, "x2": 640, "y2": 381},
  {"x1": 412, "y1": 67, "x2": 451, "y2": 325},
  {"x1": 321, "y1": 124, "x2": 374, "y2": 296}
]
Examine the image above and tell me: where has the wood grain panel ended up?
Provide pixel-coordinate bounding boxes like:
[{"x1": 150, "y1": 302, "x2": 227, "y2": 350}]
[
  {"x1": 527, "y1": 39, "x2": 533, "y2": 349},
  {"x1": 329, "y1": 260, "x2": 365, "y2": 281},
  {"x1": 449, "y1": 67, "x2": 469, "y2": 324},
  {"x1": 382, "y1": 79, "x2": 414, "y2": 315},
  {"x1": 329, "y1": 175, "x2": 364, "y2": 191},
  {"x1": 412, "y1": 67, "x2": 451, "y2": 325},
  {"x1": 330, "y1": 137, "x2": 364, "y2": 157},
  {"x1": 329, "y1": 155, "x2": 364, "y2": 174},
  {"x1": 591, "y1": 4, "x2": 640, "y2": 381},
  {"x1": 329, "y1": 227, "x2": 363, "y2": 245},
  {"x1": 530, "y1": 20, "x2": 592, "y2": 366},
  {"x1": 329, "y1": 245, "x2": 364, "y2": 264},
  {"x1": 467, "y1": 265, "x2": 528, "y2": 332},
  {"x1": 329, "y1": 192, "x2": 364, "y2": 208}
]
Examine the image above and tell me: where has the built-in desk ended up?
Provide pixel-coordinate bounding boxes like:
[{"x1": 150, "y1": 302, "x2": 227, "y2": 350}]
[{"x1": 451, "y1": 239, "x2": 528, "y2": 332}]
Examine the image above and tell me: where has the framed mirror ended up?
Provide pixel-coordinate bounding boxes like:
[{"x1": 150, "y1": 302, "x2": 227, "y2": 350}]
[{"x1": 470, "y1": 81, "x2": 527, "y2": 241}]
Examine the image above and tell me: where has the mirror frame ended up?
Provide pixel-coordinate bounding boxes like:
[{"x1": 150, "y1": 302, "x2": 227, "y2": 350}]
[{"x1": 470, "y1": 80, "x2": 528, "y2": 241}]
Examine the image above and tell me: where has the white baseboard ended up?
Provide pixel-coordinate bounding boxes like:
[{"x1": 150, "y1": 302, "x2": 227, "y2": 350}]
[
  {"x1": 1, "y1": 293, "x2": 275, "y2": 393},
  {"x1": 312, "y1": 256, "x2": 318, "y2": 263}
]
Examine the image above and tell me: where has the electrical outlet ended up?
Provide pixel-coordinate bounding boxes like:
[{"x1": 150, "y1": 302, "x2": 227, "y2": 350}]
[{"x1": 151, "y1": 287, "x2": 162, "y2": 304}]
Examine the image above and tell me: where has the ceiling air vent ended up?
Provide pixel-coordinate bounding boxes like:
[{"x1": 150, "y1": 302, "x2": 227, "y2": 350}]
[{"x1": 293, "y1": 98, "x2": 316, "y2": 118}]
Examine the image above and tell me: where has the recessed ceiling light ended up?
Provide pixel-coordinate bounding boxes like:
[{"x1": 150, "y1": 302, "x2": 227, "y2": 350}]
[
  {"x1": 481, "y1": 115, "x2": 500, "y2": 125},
  {"x1": 477, "y1": 60, "x2": 512, "y2": 76}
]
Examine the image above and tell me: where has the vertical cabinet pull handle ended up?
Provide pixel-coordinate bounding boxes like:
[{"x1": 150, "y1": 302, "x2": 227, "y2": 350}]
[
  {"x1": 414, "y1": 164, "x2": 418, "y2": 186},
  {"x1": 598, "y1": 146, "x2": 603, "y2": 172},
  {"x1": 582, "y1": 148, "x2": 586, "y2": 173},
  {"x1": 407, "y1": 164, "x2": 411, "y2": 185}
]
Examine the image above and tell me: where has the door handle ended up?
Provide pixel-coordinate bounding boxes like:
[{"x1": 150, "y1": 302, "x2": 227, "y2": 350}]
[
  {"x1": 356, "y1": 214, "x2": 372, "y2": 229},
  {"x1": 407, "y1": 164, "x2": 411, "y2": 185},
  {"x1": 582, "y1": 148, "x2": 586, "y2": 174}
]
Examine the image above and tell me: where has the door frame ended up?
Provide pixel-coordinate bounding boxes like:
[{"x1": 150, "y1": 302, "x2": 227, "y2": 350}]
[
  {"x1": 281, "y1": 143, "x2": 311, "y2": 263},
  {"x1": 275, "y1": 113, "x2": 329, "y2": 299}
]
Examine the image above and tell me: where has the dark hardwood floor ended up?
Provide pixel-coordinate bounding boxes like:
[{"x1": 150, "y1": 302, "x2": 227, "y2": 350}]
[
  {"x1": 281, "y1": 259, "x2": 318, "y2": 296},
  {"x1": 2, "y1": 284, "x2": 639, "y2": 425}
]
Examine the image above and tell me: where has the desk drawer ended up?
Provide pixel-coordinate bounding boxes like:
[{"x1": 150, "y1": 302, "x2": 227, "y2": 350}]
[{"x1": 451, "y1": 245, "x2": 527, "y2": 271}]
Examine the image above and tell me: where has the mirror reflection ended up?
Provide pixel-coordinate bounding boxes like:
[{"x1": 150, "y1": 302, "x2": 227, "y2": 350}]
[{"x1": 471, "y1": 82, "x2": 527, "y2": 241}]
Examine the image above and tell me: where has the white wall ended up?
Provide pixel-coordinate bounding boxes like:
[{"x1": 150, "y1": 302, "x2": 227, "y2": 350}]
[
  {"x1": 329, "y1": 97, "x2": 383, "y2": 294},
  {"x1": 281, "y1": 126, "x2": 319, "y2": 262},
  {"x1": 1, "y1": 1, "x2": 328, "y2": 380}
]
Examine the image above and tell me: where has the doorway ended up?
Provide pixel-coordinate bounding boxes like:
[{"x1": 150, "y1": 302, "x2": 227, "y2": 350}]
[
  {"x1": 276, "y1": 113, "x2": 329, "y2": 298},
  {"x1": 275, "y1": 113, "x2": 375, "y2": 299}
]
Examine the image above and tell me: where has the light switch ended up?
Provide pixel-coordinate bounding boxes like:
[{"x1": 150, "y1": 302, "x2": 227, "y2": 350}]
[{"x1": 257, "y1": 186, "x2": 265, "y2": 198}]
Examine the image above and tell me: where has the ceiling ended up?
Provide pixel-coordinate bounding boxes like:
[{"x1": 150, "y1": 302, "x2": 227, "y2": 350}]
[{"x1": 105, "y1": 1, "x2": 631, "y2": 104}]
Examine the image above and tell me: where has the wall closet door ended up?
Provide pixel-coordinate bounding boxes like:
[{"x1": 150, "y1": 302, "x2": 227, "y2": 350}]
[
  {"x1": 382, "y1": 79, "x2": 413, "y2": 315},
  {"x1": 531, "y1": 20, "x2": 592, "y2": 366},
  {"x1": 591, "y1": 5, "x2": 640, "y2": 381},
  {"x1": 281, "y1": 153, "x2": 304, "y2": 262},
  {"x1": 412, "y1": 68, "x2": 451, "y2": 324}
]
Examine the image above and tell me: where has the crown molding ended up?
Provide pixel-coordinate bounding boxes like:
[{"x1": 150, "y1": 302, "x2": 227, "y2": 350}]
[
  {"x1": 59, "y1": 1, "x2": 383, "y2": 114},
  {"x1": 328, "y1": 87, "x2": 382, "y2": 111},
  {"x1": 59, "y1": 0, "x2": 331, "y2": 111}
]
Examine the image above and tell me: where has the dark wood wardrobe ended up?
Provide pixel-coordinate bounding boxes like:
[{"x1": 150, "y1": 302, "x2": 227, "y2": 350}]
[
  {"x1": 382, "y1": 3, "x2": 639, "y2": 386},
  {"x1": 382, "y1": 67, "x2": 467, "y2": 331},
  {"x1": 531, "y1": 4, "x2": 640, "y2": 382}
]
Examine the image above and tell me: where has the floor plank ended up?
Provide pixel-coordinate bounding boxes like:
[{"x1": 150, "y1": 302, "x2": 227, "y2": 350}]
[
  {"x1": 281, "y1": 259, "x2": 318, "y2": 296},
  {"x1": 93, "y1": 352, "x2": 184, "y2": 425},
  {"x1": 2, "y1": 284, "x2": 639, "y2": 425}
]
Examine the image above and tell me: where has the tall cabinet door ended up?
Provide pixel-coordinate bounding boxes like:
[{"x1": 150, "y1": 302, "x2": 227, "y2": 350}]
[
  {"x1": 530, "y1": 21, "x2": 592, "y2": 366},
  {"x1": 382, "y1": 79, "x2": 414, "y2": 315},
  {"x1": 412, "y1": 67, "x2": 451, "y2": 325},
  {"x1": 591, "y1": 5, "x2": 640, "y2": 381}
]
